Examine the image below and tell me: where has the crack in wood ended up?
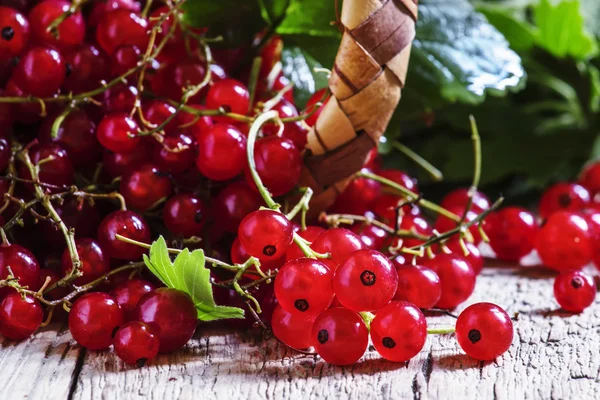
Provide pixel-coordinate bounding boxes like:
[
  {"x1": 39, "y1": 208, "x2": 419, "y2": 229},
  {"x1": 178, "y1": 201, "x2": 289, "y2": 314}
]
[{"x1": 67, "y1": 348, "x2": 86, "y2": 400}]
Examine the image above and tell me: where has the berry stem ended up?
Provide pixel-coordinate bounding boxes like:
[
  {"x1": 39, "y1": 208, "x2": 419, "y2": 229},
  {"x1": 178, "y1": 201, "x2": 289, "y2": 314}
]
[
  {"x1": 322, "y1": 212, "x2": 430, "y2": 241},
  {"x1": 50, "y1": 103, "x2": 76, "y2": 139},
  {"x1": 392, "y1": 141, "x2": 444, "y2": 182},
  {"x1": 427, "y1": 326, "x2": 456, "y2": 335},
  {"x1": 285, "y1": 187, "x2": 313, "y2": 229},
  {"x1": 46, "y1": 0, "x2": 88, "y2": 36},
  {"x1": 460, "y1": 115, "x2": 482, "y2": 222},
  {"x1": 359, "y1": 311, "x2": 375, "y2": 330},
  {"x1": 247, "y1": 57, "x2": 263, "y2": 114}
]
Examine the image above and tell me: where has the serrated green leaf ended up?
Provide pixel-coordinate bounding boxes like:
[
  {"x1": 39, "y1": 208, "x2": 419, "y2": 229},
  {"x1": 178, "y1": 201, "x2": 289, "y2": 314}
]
[
  {"x1": 534, "y1": 0, "x2": 598, "y2": 60},
  {"x1": 175, "y1": 249, "x2": 215, "y2": 309},
  {"x1": 198, "y1": 305, "x2": 246, "y2": 321},
  {"x1": 144, "y1": 237, "x2": 178, "y2": 288},
  {"x1": 281, "y1": 46, "x2": 329, "y2": 108}
]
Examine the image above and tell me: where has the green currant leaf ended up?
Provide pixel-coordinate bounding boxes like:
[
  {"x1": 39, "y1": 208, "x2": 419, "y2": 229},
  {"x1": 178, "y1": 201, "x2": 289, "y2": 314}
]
[
  {"x1": 476, "y1": 6, "x2": 538, "y2": 52},
  {"x1": 143, "y1": 237, "x2": 245, "y2": 321},
  {"x1": 281, "y1": 46, "x2": 329, "y2": 108},
  {"x1": 275, "y1": 0, "x2": 339, "y2": 37}
]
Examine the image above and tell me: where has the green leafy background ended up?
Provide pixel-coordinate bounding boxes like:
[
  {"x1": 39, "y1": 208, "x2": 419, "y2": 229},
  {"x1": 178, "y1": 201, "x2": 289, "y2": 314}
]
[{"x1": 184, "y1": 0, "x2": 600, "y2": 204}]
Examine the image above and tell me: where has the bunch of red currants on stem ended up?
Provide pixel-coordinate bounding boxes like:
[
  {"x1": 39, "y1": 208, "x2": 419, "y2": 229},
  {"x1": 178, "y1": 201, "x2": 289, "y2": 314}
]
[{"x1": 0, "y1": 0, "x2": 596, "y2": 370}]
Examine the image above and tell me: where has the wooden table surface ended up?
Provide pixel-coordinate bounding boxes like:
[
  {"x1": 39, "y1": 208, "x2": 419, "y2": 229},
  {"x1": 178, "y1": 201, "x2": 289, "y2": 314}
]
[{"x1": 1, "y1": 264, "x2": 598, "y2": 400}]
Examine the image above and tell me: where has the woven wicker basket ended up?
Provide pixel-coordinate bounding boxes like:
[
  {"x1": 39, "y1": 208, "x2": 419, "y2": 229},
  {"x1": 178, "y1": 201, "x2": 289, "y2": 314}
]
[{"x1": 300, "y1": 0, "x2": 418, "y2": 214}]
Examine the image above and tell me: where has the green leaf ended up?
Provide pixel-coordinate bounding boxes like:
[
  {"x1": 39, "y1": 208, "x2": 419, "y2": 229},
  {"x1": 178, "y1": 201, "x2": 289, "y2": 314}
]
[
  {"x1": 476, "y1": 7, "x2": 538, "y2": 52},
  {"x1": 143, "y1": 237, "x2": 244, "y2": 321},
  {"x1": 581, "y1": 0, "x2": 600, "y2": 38},
  {"x1": 401, "y1": 0, "x2": 526, "y2": 114},
  {"x1": 281, "y1": 46, "x2": 329, "y2": 107},
  {"x1": 534, "y1": 0, "x2": 598, "y2": 60},
  {"x1": 275, "y1": 0, "x2": 339, "y2": 37}
]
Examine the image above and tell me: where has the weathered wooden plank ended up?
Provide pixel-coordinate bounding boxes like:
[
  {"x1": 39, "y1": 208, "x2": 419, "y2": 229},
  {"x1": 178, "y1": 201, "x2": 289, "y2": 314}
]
[
  {"x1": 68, "y1": 266, "x2": 600, "y2": 400},
  {"x1": 0, "y1": 322, "x2": 81, "y2": 400}
]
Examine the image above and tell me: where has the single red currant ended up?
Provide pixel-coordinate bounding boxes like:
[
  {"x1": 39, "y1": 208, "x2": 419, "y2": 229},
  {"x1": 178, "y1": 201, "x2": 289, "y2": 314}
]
[
  {"x1": 378, "y1": 169, "x2": 419, "y2": 193},
  {"x1": 446, "y1": 241, "x2": 483, "y2": 275},
  {"x1": 19, "y1": 143, "x2": 74, "y2": 190},
  {"x1": 424, "y1": 253, "x2": 476, "y2": 309},
  {"x1": 275, "y1": 258, "x2": 334, "y2": 315},
  {"x1": 96, "y1": 113, "x2": 140, "y2": 153},
  {"x1": 329, "y1": 170, "x2": 381, "y2": 215},
  {"x1": 102, "y1": 84, "x2": 138, "y2": 114},
  {"x1": 393, "y1": 263, "x2": 441, "y2": 309},
  {"x1": 311, "y1": 228, "x2": 364, "y2": 265},
  {"x1": 0, "y1": 243, "x2": 40, "y2": 295},
  {"x1": 238, "y1": 210, "x2": 293, "y2": 260},
  {"x1": 579, "y1": 161, "x2": 600, "y2": 196},
  {"x1": 28, "y1": 0, "x2": 85, "y2": 51},
  {"x1": 311, "y1": 307, "x2": 368, "y2": 365},
  {"x1": 351, "y1": 223, "x2": 387, "y2": 250},
  {"x1": 96, "y1": 10, "x2": 149, "y2": 55},
  {"x1": 205, "y1": 78, "x2": 250, "y2": 116},
  {"x1": 230, "y1": 237, "x2": 284, "y2": 276},
  {"x1": 0, "y1": 137, "x2": 10, "y2": 171},
  {"x1": 109, "y1": 278, "x2": 156, "y2": 322},
  {"x1": 212, "y1": 181, "x2": 263, "y2": 233},
  {"x1": 195, "y1": 123, "x2": 247, "y2": 181},
  {"x1": 134, "y1": 288, "x2": 198, "y2": 353},
  {"x1": 163, "y1": 193, "x2": 205, "y2": 237},
  {"x1": 0, "y1": 293, "x2": 43, "y2": 340},
  {"x1": 485, "y1": 207, "x2": 538, "y2": 262},
  {"x1": 152, "y1": 133, "x2": 195, "y2": 173},
  {"x1": 372, "y1": 193, "x2": 421, "y2": 224},
  {"x1": 141, "y1": 100, "x2": 179, "y2": 134},
  {"x1": 114, "y1": 321, "x2": 160, "y2": 367},
  {"x1": 370, "y1": 301, "x2": 427, "y2": 362},
  {"x1": 285, "y1": 226, "x2": 326, "y2": 261},
  {"x1": 399, "y1": 214, "x2": 433, "y2": 248},
  {"x1": 62, "y1": 43, "x2": 110, "y2": 94},
  {"x1": 441, "y1": 188, "x2": 491, "y2": 214},
  {"x1": 456, "y1": 302, "x2": 513, "y2": 361},
  {"x1": 271, "y1": 304, "x2": 316, "y2": 350},
  {"x1": 102, "y1": 139, "x2": 153, "y2": 178},
  {"x1": 12, "y1": 46, "x2": 65, "y2": 97},
  {"x1": 304, "y1": 88, "x2": 328, "y2": 127},
  {"x1": 69, "y1": 292, "x2": 125, "y2": 350},
  {"x1": 435, "y1": 205, "x2": 484, "y2": 244},
  {"x1": 88, "y1": 0, "x2": 141, "y2": 28},
  {"x1": 553, "y1": 270, "x2": 596, "y2": 313},
  {"x1": 61, "y1": 238, "x2": 109, "y2": 286},
  {"x1": 333, "y1": 249, "x2": 398, "y2": 312},
  {"x1": 110, "y1": 44, "x2": 141, "y2": 76},
  {"x1": 120, "y1": 164, "x2": 173, "y2": 211},
  {"x1": 97, "y1": 210, "x2": 151, "y2": 260},
  {"x1": 0, "y1": 6, "x2": 29, "y2": 58},
  {"x1": 539, "y1": 182, "x2": 591, "y2": 220}
]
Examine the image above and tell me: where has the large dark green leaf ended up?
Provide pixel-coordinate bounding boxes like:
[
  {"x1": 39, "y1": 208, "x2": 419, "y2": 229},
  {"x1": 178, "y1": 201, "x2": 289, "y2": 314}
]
[
  {"x1": 281, "y1": 46, "x2": 329, "y2": 107},
  {"x1": 275, "y1": 0, "x2": 339, "y2": 36}
]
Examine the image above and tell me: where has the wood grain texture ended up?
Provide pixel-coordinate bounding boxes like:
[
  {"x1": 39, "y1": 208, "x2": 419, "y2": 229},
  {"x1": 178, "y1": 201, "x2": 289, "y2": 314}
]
[{"x1": 4, "y1": 266, "x2": 600, "y2": 400}]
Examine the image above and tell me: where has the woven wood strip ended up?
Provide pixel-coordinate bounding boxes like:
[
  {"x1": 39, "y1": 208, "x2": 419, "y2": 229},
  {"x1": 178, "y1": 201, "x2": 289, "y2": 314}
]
[{"x1": 300, "y1": 0, "x2": 419, "y2": 214}]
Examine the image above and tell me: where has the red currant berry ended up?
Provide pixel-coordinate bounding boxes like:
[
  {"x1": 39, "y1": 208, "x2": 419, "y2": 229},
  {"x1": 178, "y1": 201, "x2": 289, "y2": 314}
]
[
  {"x1": 69, "y1": 292, "x2": 124, "y2": 350},
  {"x1": 378, "y1": 169, "x2": 418, "y2": 193},
  {"x1": 311, "y1": 228, "x2": 364, "y2": 265},
  {"x1": 539, "y1": 182, "x2": 591, "y2": 220},
  {"x1": 212, "y1": 181, "x2": 263, "y2": 233},
  {"x1": 0, "y1": 6, "x2": 29, "y2": 58},
  {"x1": 109, "y1": 278, "x2": 156, "y2": 322},
  {"x1": 486, "y1": 207, "x2": 538, "y2": 262},
  {"x1": 61, "y1": 238, "x2": 109, "y2": 286},
  {"x1": 579, "y1": 161, "x2": 600, "y2": 196},
  {"x1": 177, "y1": 104, "x2": 213, "y2": 137},
  {"x1": 113, "y1": 321, "x2": 160, "y2": 367},
  {"x1": 261, "y1": 98, "x2": 298, "y2": 136},
  {"x1": 304, "y1": 88, "x2": 328, "y2": 127},
  {"x1": 311, "y1": 307, "x2": 368, "y2": 365},
  {"x1": 97, "y1": 113, "x2": 140, "y2": 153},
  {"x1": 39, "y1": 108, "x2": 101, "y2": 166},
  {"x1": 4, "y1": 78, "x2": 43, "y2": 123},
  {"x1": 29, "y1": 0, "x2": 85, "y2": 51},
  {"x1": 134, "y1": 288, "x2": 197, "y2": 353},
  {"x1": 446, "y1": 240, "x2": 483, "y2": 275},
  {"x1": 102, "y1": 84, "x2": 138, "y2": 114},
  {"x1": 96, "y1": 10, "x2": 148, "y2": 55},
  {"x1": 97, "y1": 210, "x2": 151, "y2": 260},
  {"x1": 435, "y1": 205, "x2": 484, "y2": 245},
  {"x1": 371, "y1": 301, "x2": 427, "y2": 362},
  {"x1": 275, "y1": 258, "x2": 334, "y2": 315},
  {"x1": 238, "y1": 210, "x2": 293, "y2": 260},
  {"x1": 157, "y1": 60, "x2": 208, "y2": 102},
  {"x1": 163, "y1": 193, "x2": 205, "y2": 237},
  {"x1": 205, "y1": 78, "x2": 250, "y2": 116},
  {"x1": 271, "y1": 304, "x2": 316, "y2": 350},
  {"x1": 535, "y1": 211, "x2": 593, "y2": 271},
  {"x1": 120, "y1": 164, "x2": 173, "y2": 211},
  {"x1": 0, "y1": 292, "x2": 43, "y2": 340},
  {"x1": 195, "y1": 123, "x2": 247, "y2": 181},
  {"x1": 110, "y1": 44, "x2": 141, "y2": 76},
  {"x1": 424, "y1": 253, "x2": 476, "y2": 309},
  {"x1": 333, "y1": 249, "x2": 398, "y2": 312},
  {"x1": 102, "y1": 139, "x2": 152, "y2": 178},
  {"x1": 230, "y1": 237, "x2": 284, "y2": 276},
  {"x1": 456, "y1": 302, "x2": 513, "y2": 361},
  {"x1": 245, "y1": 136, "x2": 302, "y2": 197},
  {"x1": 285, "y1": 226, "x2": 326, "y2": 261},
  {"x1": 553, "y1": 270, "x2": 596, "y2": 313},
  {"x1": 88, "y1": 0, "x2": 141, "y2": 28},
  {"x1": 62, "y1": 43, "x2": 110, "y2": 94},
  {"x1": 351, "y1": 223, "x2": 387, "y2": 250},
  {"x1": 399, "y1": 214, "x2": 432, "y2": 248},
  {"x1": 372, "y1": 193, "x2": 420, "y2": 224},
  {"x1": 393, "y1": 263, "x2": 441, "y2": 309},
  {"x1": 152, "y1": 133, "x2": 195, "y2": 173},
  {"x1": 329, "y1": 170, "x2": 381, "y2": 215},
  {"x1": 141, "y1": 100, "x2": 178, "y2": 134},
  {"x1": 19, "y1": 142, "x2": 74, "y2": 189},
  {"x1": 441, "y1": 188, "x2": 491, "y2": 214},
  {"x1": 12, "y1": 46, "x2": 65, "y2": 97},
  {"x1": 0, "y1": 137, "x2": 10, "y2": 171}
]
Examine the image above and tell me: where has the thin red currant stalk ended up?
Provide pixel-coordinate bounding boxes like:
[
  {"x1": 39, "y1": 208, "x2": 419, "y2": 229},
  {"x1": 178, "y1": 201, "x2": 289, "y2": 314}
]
[
  {"x1": 247, "y1": 57, "x2": 263, "y2": 113},
  {"x1": 285, "y1": 187, "x2": 314, "y2": 231},
  {"x1": 45, "y1": 0, "x2": 89, "y2": 36},
  {"x1": 0, "y1": 152, "x2": 18, "y2": 214},
  {"x1": 321, "y1": 212, "x2": 430, "y2": 241},
  {"x1": 459, "y1": 115, "x2": 482, "y2": 223},
  {"x1": 246, "y1": 111, "x2": 329, "y2": 259},
  {"x1": 426, "y1": 326, "x2": 456, "y2": 335},
  {"x1": 392, "y1": 141, "x2": 444, "y2": 182}
]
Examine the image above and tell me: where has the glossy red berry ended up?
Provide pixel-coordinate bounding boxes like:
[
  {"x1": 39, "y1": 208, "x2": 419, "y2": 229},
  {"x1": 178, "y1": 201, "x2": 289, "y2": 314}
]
[
  {"x1": 424, "y1": 253, "x2": 476, "y2": 309},
  {"x1": 371, "y1": 301, "x2": 427, "y2": 362},
  {"x1": 333, "y1": 249, "x2": 398, "y2": 312},
  {"x1": 351, "y1": 223, "x2": 387, "y2": 250},
  {"x1": 435, "y1": 205, "x2": 484, "y2": 245},
  {"x1": 446, "y1": 240, "x2": 483, "y2": 275},
  {"x1": 61, "y1": 238, "x2": 109, "y2": 286},
  {"x1": 399, "y1": 214, "x2": 433, "y2": 248},
  {"x1": 195, "y1": 123, "x2": 247, "y2": 181},
  {"x1": 163, "y1": 193, "x2": 205, "y2": 237},
  {"x1": 109, "y1": 279, "x2": 156, "y2": 321},
  {"x1": 13, "y1": 46, "x2": 65, "y2": 97},
  {"x1": 245, "y1": 136, "x2": 302, "y2": 197},
  {"x1": 0, "y1": 293, "x2": 43, "y2": 340},
  {"x1": 486, "y1": 207, "x2": 538, "y2": 262},
  {"x1": 311, "y1": 228, "x2": 364, "y2": 265},
  {"x1": 152, "y1": 133, "x2": 195, "y2": 173},
  {"x1": 553, "y1": 270, "x2": 596, "y2": 313},
  {"x1": 205, "y1": 78, "x2": 250, "y2": 116},
  {"x1": 141, "y1": 100, "x2": 178, "y2": 134},
  {"x1": 535, "y1": 211, "x2": 593, "y2": 271},
  {"x1": 230, "y1": 237, "x2": 284, "y2": 275},
  {"x1": 29, "y1": 1, "x2": 85, "y2": 51},
  {"x1": 261, "y1": 98, "x2": 298, "y2": 136},
  {"x1": 271, "y1": 304, "x2": 316, "y2": 350},
  {"x1": 113, "y1": 321, "x2": 160, "y2": 367},
  {"x1": 378, "y1": 169, "x2": 419, "y2": 193},
  {"x1": 134, "y1": 288, "x2": 198, "y2": 353},
  {"x1": 97, "y1": 113, "x2": 140, "y2": 153},
  {"x1": 177, "y1": 104, "x2": 213, "y2": 137},
  {"x1": 158, "y1": 61, "x2": 208, "y2": 102},
  {"x1": 579, "y1": 161, "x2": 600, "y2": 196},
  {"x1": 0, "y1": 137, "x2": 10, "y2": 171},
  {"x1": 0, "y1": 6, "x2": 29, "y2": 58},
  {"x1": 456, "y1": 302, "x2": 513, "y2": 361},
  {"x1": 372, "y1": 193, "x2": 421, "y2": 224},
  {"x1": 311, "y1": 307, "x2": 368, "y2": 365},
  {"x1": 88, "y1": 0, "x2": 141, "y2": 28},
  {"x1": 212, "y1": 181, "x2": 263, "y2": 233},
  {"x1": 539, "y1": 182, "x2": 591, "y2": 220},
  {"x1": 69, "y1": 292, "x2": 124, "y2": 350},
  {"x1": 0, "y1": 243, "x2": 40, "y2": 295},
  {"x1": 62, "y1": 43, "x2": 110, "y2": 94},
  {"x1": 97, "y1": 210, "x2": 151, "y2": 261},
  {"x1": 304, "y1": 88, "x2": 328, "y2": 127},
  {"x1": 275, "y1": 258, "x2": 334, "y2": 315},
  {"x1": 120, "y1": 164, "x2": 173, "y2": 211},
  {"x1": 441, "y1": 188, "x2": 491, "y2": 214},
  {"x1": 393, "y1": 263, "x2": 441, "y2": 309},
  {"x1": 20, "y1": 143, "x2": 74, "y2": 189},
  {"x1": 110, "y1": 44, "x2": 140, "y2": 76},
  {"x1": 329, "y1": 170, "x2": 381, "y2": 215},
  {"x1": 102, "y1": 84, "x2": 138, "y2": 114},
  {"x1": 285, "y1": 226, "x2": 326, "y2": 261},
  {"x1": 96, "y1": 10, "x2": 148, "y2": 55},
  {"x1": 102, "y1": 139, "x2": 152, "y2": 178},
  {"x1": 238, "y1": 210, "x2": 293, "y2": 260}
]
